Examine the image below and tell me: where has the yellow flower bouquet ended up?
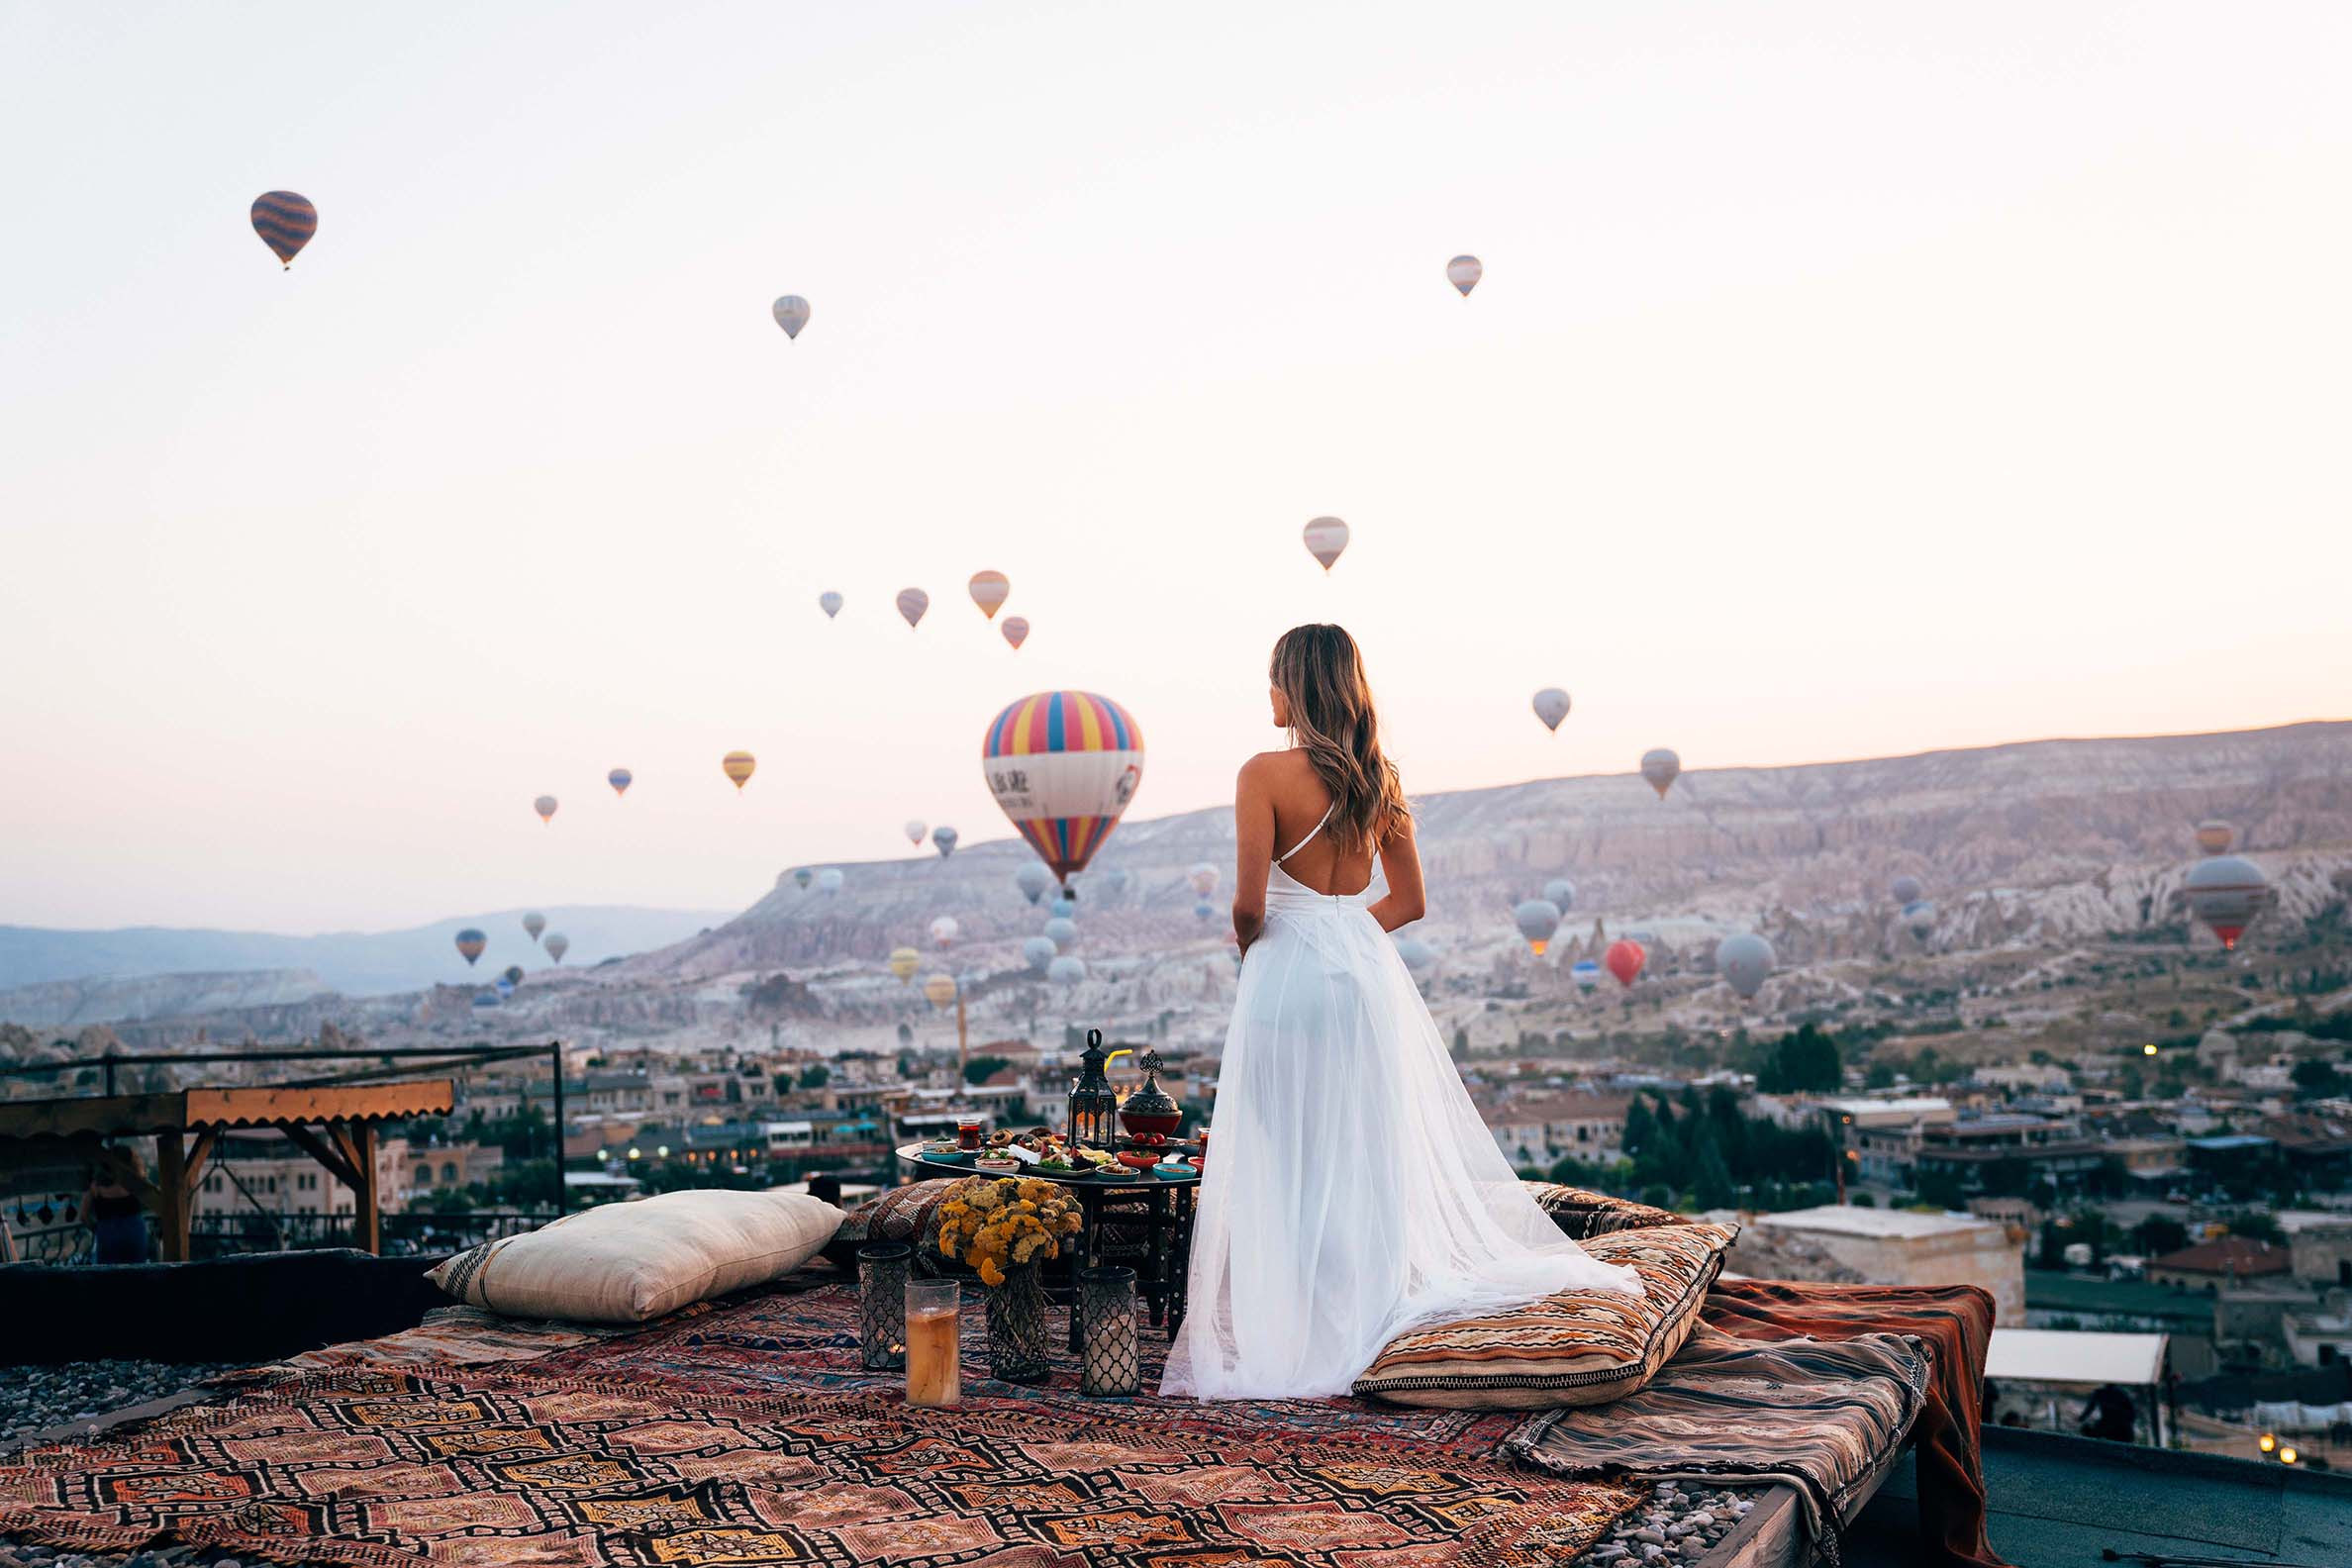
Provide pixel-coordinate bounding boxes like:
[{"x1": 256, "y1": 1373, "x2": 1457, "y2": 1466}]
[{"x1": 935, "y1": 1175, "x2": 1084, "y2": 1288}]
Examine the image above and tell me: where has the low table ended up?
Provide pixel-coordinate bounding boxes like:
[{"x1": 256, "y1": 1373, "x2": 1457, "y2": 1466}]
[{"x1": 894, "y1": 1143, "x2": 1200, "y2": 1349}]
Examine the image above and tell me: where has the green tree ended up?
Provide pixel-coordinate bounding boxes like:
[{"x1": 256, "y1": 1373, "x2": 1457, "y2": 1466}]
[
  {"x1": 796, "y1": 1063, "x2": 832, "y2": 1090},
  {"x1": 963, "y1": 1055, "x2": 1012, "y2": 1086},
  {"x1": 2131, "y1": 1215, "x2": 2189, "y2": 1256},
  {"x1": 1756, "y1": 1025, "x2": 1841, "y2": 1094},
  {"x1": 1692, "y1": 1131, "x2": 1736, "y2": 1211},
  {"x1": 1621, "y1": 1098, "x2": 1658, "y2": 1160},
  {"x1": 2228, "y1": 1211, "x2": 2285, "y2": 1244},
  {"x1": 2292, "y1": 1058, "x2": 2346, "y2": 1099}
]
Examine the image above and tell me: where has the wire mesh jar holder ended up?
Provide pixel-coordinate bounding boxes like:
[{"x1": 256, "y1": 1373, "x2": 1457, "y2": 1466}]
[
  {"x1": 1078, "y1": 1265, "x2": 1140, "y2": 1397},
  {"x1": 856, "y1": 1242, "x2": 913, "y2": 1371},
  {"x1": 985, "y1": 1263, "x2": 1052, "y2": 1384}
]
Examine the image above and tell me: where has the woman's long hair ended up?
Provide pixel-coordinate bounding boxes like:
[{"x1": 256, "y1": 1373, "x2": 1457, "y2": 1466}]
[{"x1": 1269, "y1": 624, "x2": 1409, "y2": 855}]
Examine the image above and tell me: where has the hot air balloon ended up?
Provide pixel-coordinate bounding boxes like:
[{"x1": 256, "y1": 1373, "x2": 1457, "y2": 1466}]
[
  {"x1": 930, "y1": 915, "x2": 959, "y2": 948},
  {"x1": 896, "y1": 588, "x2": 929, "y2": 629},
  {"x1": 818, "y1": 869, "x2": 844, "y2": 896},
  {"x1": 608, "y1": 767, "x2": 633, "y2": 798},
  {"x1": 1185, "y1": 899, "x2": 1210, "y2": 923},
  {"x1": 1445, "y1": 254, "x2": 1483, "y2": 296},
  {"x1": 1903, "y1": 901, "x2": 1936, "y2": 938},
  {"x1": 250, "y1": 191, "x2": 317, "y2": 268},
  {"x1": 1514, "y1": 899, "x2": 1563, "y2": 957},
  {"x1": 984, "y1": 691, "x2": 1145, "y2": 890},
  {"x1": 502, "y1": 964, "x2": 525, "y2": 987},
  {"x1": 534, "y1": 795, "x2": 558, "y2": 824},
  {"x1": 1002, "y1": 616, "x2": 1029, "y2": 650},
  {"x1": 494, "y1": 978, "x2": 515, "y2": 999},
  {"x1": 793, "y1": 867, "x2": 814, "y2": 890},
  {"x1": 968, "y1": 571, "x2": 1010, "y2": 619},
  {"x1": 1043, "y1": 916, "x2": 1079, "y2": 950},
  {"x1": 1543, "y1": 878, "x2": 1577, "y2": 914},
  {"x1": 1049, "y1": 893, "x2": 1077, "y2": 921},
  {"x1": 923, "y1": 973, "x2": 957, "y2": 1009},
  {"x1": 1303, "y1": 516, "x2": 1349, "y2": 572},
  {"x1": 544, "y1": 932, "x2": 569, "y2": 964},
  {"x1": 1605, "y1": 938, "x2": 1646, "y2": 988},
  {"x1": 905, "y1": 820, "x2": 927, "y2": 846},
  {"x1": 1571, "y1": 959, "x2": 1601, "y2": 992},
  {"x1": 2185, "y1": 855, "x2": 2268, "y2": 949},
  {"x1": 1016, "y1": 862, "x2": 1051, "y2": 905},
  {"x1": 931, "y1": 826, "x2": 958, "y2": 858},
  {"x1": 819, "y1": 591, "x2": 842, "y2": 619},
  {"x1": 1395, "y1": 935, "x2": 1437, "y2": 981},
  {"x1": 1189, "y1": 863, "x2": 1219, "y2": 897},
  {"x1": 1715, "y1": 933, "x2": 1775, "y2": 999},
  {"x1": 2195, "y1": 820, "x2": 2235, "y2": 856},
  {"x1": 523, "y1": 912, "x2": 546, "y2": 942},
  {"x1": 723, "y1": 751, "x2": 756, "y2": 791},
  {"x1": 1891, "y1": 875, "x2": 1924, "y2": 907},
  {"x1": 473, "y1": 989, "x2": 500, "y2": 1008},
  {"x1": 1022, "y1": 935, "x2": 1056, "y2": 974},
  {"x1": 1047, "y1": 954, "x2": 1087, "y2": 987},
  {"x1": 1639, "y1": 749, "x2": 1681, "y2": 800},
  {"x1": 771, "y1": 295, "x2": 810, "y2": 340},
  {"x1": 888, "y1": 947, "x2": 920, "y2": 983},
  {"x1": 1532, "y1": 688, "x2": 1570, "y2": 734},
  {"x1": 455, "y1": 930, "x2": 486, "y2": 966}
]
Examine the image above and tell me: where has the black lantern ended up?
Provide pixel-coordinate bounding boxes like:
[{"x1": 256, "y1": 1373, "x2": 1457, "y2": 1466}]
[{"x1": 1068, "y1": 1029, "x2": 1118, "y2": 1148}]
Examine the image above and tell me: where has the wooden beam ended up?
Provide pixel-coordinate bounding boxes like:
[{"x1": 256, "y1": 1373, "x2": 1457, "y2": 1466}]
[
  {"x1": 153, "y1": 1127, "x2": 190, "y2": 1263},
  {"x1": 325, "y1": 1121, "x2": 365, "y2": 1183},
  {"x1": 348, "y1": 1122, "x2": 380, "y2": 1255},
  {"x1": 0, "y1": 1093, "x2": 190, "y2": 1143},
  {"x1": 277, "y1": 1121, "x2": 360, "y2": 1189},
  {"x1": 182, "y1": 1127, "x2": 219, "y2": 1193}
]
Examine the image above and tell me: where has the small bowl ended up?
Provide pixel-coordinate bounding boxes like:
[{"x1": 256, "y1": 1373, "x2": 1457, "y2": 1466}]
[
  {"x1": 1152, "y1": 1161, "x2": 1193, "y2": 1180},
  {"x1": 975, "y1": 1155, "x2": 1020, "y2": 1174}
]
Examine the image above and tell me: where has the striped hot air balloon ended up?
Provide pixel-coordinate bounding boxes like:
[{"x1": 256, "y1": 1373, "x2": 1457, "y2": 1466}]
[
  {"x1": 454, "y1": 930, "x2": 487, "y2": 966},
  {"x1": 250, "y1": 191, "x2": 317, "y2": 268},
  {"x1": 1303, "y1": 516, "x2": 1350, "y2": 571},
  {"x1": 1001, "y1": 616, "x2": 1029, "y2": 650},
  {"x1": 1446, "y1": 254, "x2": 1483, "y2": 296},
  {"x1": 608, "y1": 767, "x2": 633, "y2": 798},
  {"x1": 889, "y1": 946, "x2": 920, "y2": 983},
  {"x1": 722, "y1": 751, "x2": 756, "y2": 791},
  {"x1": 896, "y1": 588, "x2": 929, "y2": 629},
  {"x1": 983, "y1": 691, "x2": 1144, "y2": 888},
  {"x1": 968, "y1": 571, "x2": 1010, "y2": 619}
]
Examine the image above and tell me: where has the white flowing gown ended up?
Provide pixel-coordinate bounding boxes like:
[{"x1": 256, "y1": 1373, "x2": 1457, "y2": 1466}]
[{"x1": 1162, "y1": 811, "x2": 1640, "y2": 1401}]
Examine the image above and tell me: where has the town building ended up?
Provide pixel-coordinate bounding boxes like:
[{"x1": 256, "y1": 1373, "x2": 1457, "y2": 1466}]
[
  {"x1": 2146, "y1": 1235, "x2": 2294, "y2": 1292},
  {"x1": 1737, "y1": 1204, "x2": 2026, "y2": 1322},
  {"x1": 1817, "y1": 1097, "x2": 1955, "y2": 1188}
]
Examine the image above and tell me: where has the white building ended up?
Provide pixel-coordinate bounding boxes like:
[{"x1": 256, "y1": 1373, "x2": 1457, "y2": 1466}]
[{"x1": 1738, "y1": 1204, "x2": 2026, "y2": 1323}]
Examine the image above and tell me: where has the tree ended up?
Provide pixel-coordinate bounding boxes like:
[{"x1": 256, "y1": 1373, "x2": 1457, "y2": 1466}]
[
  {"x1": 1450, "y1": 1028, "x2": 1470, "y2": 1063},
  {"x1": 1621, "y1": 1098, "x2": 1658, "y2": 1161},
  {"x1": 2293, "y1": 1058, "x2": 2347, "y2": 1100},
  {"x1": 963, "y1": 1055, "x2": 1012, "y2": 1087},
  {"x1": 1692, "y1": 1131, "x2": 1736, "y2": 1212},
  {"x1": 2131, "y1": 1215, "x2": 2189, "y2": 1256},
  {"x1": 796, "y1": 1063, "x2": 832, "y2": 1090},
  {"x1": 2228, "y1": 1211, "x2": 2285, "y2": 1244},
  {"x1": 1756, "y1": 1025, "x2": 1841, "y2": 1094}
]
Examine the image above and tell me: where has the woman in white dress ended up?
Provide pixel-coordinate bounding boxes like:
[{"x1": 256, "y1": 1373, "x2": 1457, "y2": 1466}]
[{"x1": 1162, "y1": 624, "x2": 1638, "y2": 1401}]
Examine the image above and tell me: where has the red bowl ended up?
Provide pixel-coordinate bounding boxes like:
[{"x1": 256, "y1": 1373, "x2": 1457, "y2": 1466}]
[{"x1": 1119, "y1": 1107, "x2": 1181, "y2": 1139}]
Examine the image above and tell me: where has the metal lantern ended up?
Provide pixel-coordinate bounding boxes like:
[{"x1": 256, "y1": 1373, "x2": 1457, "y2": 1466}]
[
  {"x1": 1078, "y1": 1265, "x2": 1141, "y2": 1397},
  {"x1": 1068, "y1": 1028, "x2": 1118, "y2": 1148},
  {"x1": 857, "y1": 1242, "x2": 913, "y2": 1370}
]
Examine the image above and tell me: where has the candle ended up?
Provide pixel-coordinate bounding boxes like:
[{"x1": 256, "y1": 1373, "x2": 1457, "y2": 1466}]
[{"x1": 906, "y1": 1280, "x2": 960, "y2": 1408}]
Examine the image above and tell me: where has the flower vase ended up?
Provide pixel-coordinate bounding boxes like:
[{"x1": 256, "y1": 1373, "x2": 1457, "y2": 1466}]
[{"x1": 985, "y1": 1263, "x2": 1051, "y2": 1384}]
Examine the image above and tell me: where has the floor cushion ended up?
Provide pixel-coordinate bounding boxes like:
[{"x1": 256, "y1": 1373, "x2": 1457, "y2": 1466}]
[
  {"x1": 1521, "y1": 1180, "x2": 1687, "y2": 1240},
  {"x1": 429, "y1": 1189, "x2": 840, "y2": 1323},
  {"x1": 1352, "y1": 1221, "x2": 1738, "y2": 1410}
]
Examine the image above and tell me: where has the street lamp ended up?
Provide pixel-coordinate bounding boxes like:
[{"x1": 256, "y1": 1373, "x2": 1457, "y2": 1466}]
[
  {"x1": 2282, "y1": 1446, "x2": 2300, "y2": 1466},
  {"x1": 2258, "y1": 1432, "x2": 2276, "y2": 1454}
]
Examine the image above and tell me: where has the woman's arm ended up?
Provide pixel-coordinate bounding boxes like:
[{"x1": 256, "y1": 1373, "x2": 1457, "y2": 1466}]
[
  {"x1": 1367, "y1": 810, "x2": 1426, "y2": 932},
  {"x1": 1230, "y1": 756, "x2": 1276, "y2": 956}
]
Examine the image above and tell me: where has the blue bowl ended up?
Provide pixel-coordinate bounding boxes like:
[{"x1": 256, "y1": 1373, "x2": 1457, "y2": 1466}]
[{"x1": 1152, "y1": 1162, "x2": 1193, "y2": 1180}]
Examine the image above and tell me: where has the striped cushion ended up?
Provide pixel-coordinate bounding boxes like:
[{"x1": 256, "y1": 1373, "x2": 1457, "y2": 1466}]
[
  {"x1": 1352, "y1": 1222, "x2": 1737, "y2": 1410},
  {"x1": 1521, "y1": 1180, "x2": 1686, "y2": 1240},
  {"x1": 828, "y1": 1179, "x2": 968, "y2": 1274}
]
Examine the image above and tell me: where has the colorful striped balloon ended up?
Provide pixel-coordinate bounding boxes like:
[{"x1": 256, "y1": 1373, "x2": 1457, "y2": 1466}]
[
  {"x1": 968, "y1": 570, "x2": 1010, "y2": 619},
  {"x1": 1001, "y1": 616, "x2": 1029, "y2": 650},
  {"x1": 250, "y1": 191, "x2": 317, "y2": 268},
  {"x1": 723, "y1": 750, "x2": 756, "y2": 790},
  {"x1": 896, "y1": 588, "x2": 929, "y2": 629},
  {"x1": 982, "y1": 691, "x2": 1144, "y2": 886}
]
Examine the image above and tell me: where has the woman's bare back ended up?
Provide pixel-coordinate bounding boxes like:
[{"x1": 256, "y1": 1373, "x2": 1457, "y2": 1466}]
[{"x1": 1258, "y1": 748, "x2": 1375, "y2": 896}]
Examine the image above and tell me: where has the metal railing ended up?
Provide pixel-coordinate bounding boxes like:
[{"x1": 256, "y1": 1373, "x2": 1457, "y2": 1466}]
[{"x1": 186, "y1": 1208, "x2": 556, "y2": 1258}]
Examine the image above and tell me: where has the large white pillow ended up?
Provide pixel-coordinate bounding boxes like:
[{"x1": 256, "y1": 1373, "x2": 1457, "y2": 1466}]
[{"x1": 427, "y1": 1189, "x2": 840, "y2": 1323}]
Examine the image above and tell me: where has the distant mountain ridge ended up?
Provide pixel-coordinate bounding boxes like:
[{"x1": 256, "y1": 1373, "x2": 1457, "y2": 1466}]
[{"x1": 0, "y1": 906, "x2": 732, "y2": 998}]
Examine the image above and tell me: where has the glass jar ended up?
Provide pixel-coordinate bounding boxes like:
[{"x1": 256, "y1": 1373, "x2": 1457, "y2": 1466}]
[
  {"x1": 856, "y1": 1242, "x2": 912, "y2": 1371},
  {"x1": 985, "y1": 1264, "x2": 1052, "y2": 1384},
  {"x1": 1078, "y1": 1265, "x2": 1140, "y2": 1397},
  {"x1": 906, "y1": 1278, "x2": 960, "y2": 1407}
]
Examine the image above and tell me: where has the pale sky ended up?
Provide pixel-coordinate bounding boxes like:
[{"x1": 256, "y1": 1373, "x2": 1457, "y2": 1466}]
[{"x1": 3, "y1": 2, "x2": 2348, "y2": 933}]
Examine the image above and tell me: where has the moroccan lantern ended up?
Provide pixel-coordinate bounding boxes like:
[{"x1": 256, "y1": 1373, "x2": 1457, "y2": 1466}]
[{"x1": 1068, "y1": 1029, "x2": 1118, "y2": 1148}]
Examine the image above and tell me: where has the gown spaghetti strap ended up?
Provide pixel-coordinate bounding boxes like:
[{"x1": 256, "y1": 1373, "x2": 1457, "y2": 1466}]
[{"x1": 1161, "y1": 815, "x2": 1639, "y2": 1400}]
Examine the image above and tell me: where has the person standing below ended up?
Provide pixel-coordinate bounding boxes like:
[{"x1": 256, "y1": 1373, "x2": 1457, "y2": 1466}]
[{"x1": 83, "y1": 1167, "x2": 149, "y2": 1264}]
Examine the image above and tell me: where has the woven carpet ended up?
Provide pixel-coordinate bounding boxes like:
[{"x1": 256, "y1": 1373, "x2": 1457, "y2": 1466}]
[{"x1": 0, "y1": 1281, "x2": 1641, "y2": 1568}]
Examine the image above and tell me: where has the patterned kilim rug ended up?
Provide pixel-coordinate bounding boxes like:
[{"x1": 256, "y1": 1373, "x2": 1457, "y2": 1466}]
[{"x1": 0, "y1": 1282, "x2": 1641, "y2": 1568}]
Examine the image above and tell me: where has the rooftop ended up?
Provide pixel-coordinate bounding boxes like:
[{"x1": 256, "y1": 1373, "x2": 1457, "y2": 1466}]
[
  {"x1": 2151, "y1": 1236, "x2": 2293, "y2": 1276},
  {"x1": 1752, "y1": 1204, "x2": 1997, "y2": 1240},
  {"x1": 1820, "y1": 1096, "x2": 1954, "y2": 1116}
]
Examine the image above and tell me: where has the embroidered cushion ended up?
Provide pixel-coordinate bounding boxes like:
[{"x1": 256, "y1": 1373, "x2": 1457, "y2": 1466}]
[
  {"x1": 428, "y1": 1189, "x2": 839, "y2": 1323},
  {"x1": 1521, "y1": 1180, "x2": 1686, "y2": 1240},
  {"x1": 1352, "y1": 1222, "x2": 1738, "y2": 1410},
  {"x1": 827, "y1": 1178, "x2": 969, "y2": 1274}
]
